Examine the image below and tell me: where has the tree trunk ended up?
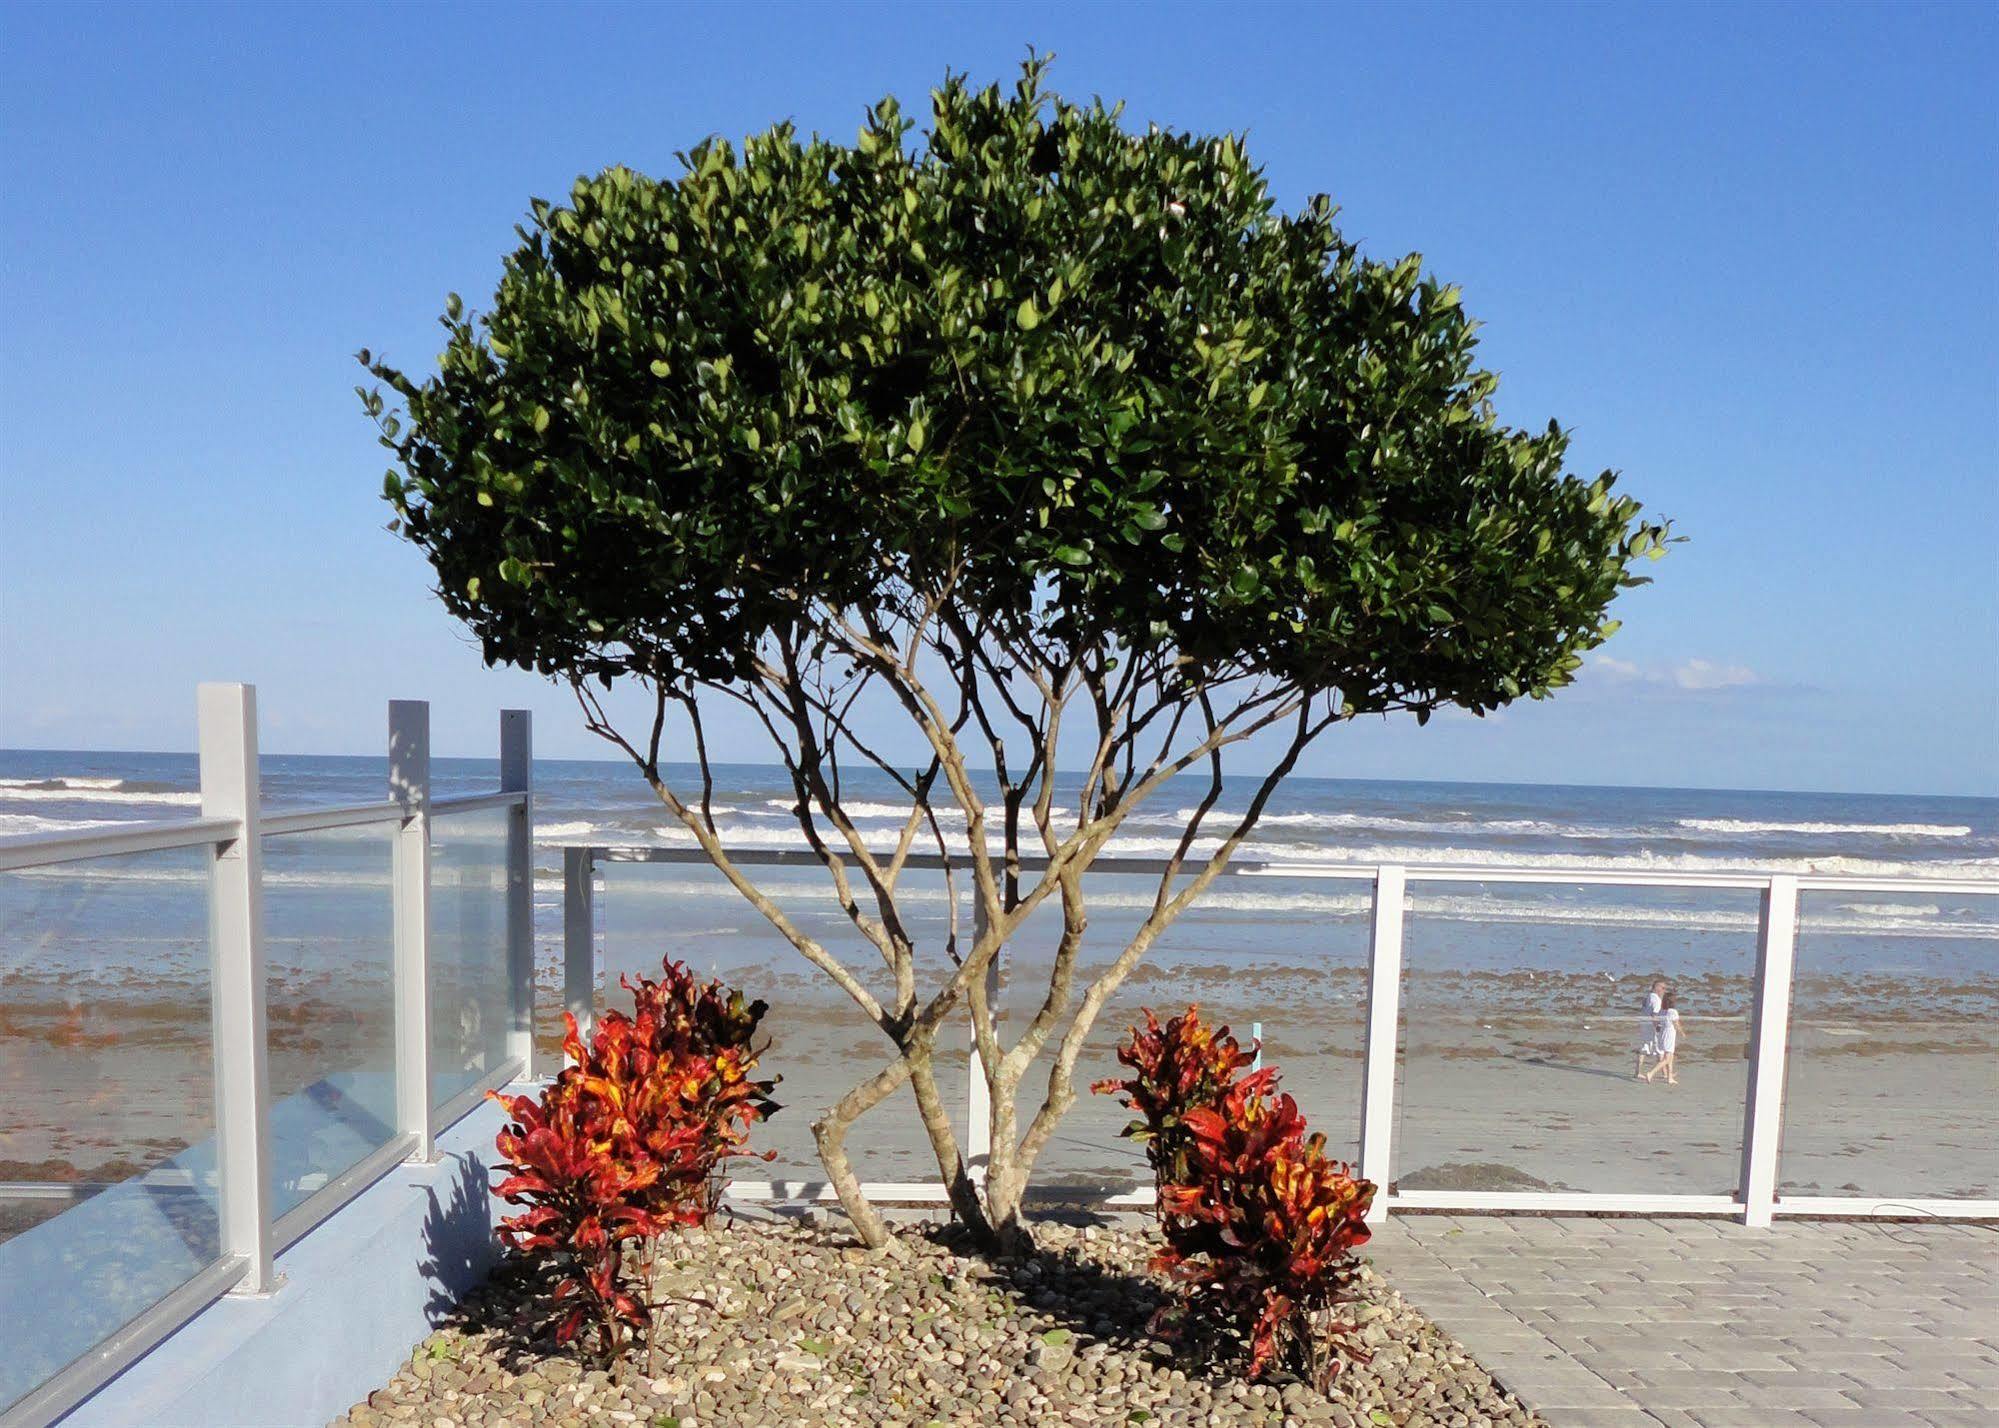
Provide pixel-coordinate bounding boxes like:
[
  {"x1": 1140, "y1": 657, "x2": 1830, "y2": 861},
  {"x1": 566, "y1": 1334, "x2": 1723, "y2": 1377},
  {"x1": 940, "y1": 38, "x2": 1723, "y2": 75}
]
[
  {"x1": 811, "y1": 1053, "x2": 916, "y2": 1251},
  {"x1": 905, "y1": 1048, "x2": 996, "y2": 1245}
]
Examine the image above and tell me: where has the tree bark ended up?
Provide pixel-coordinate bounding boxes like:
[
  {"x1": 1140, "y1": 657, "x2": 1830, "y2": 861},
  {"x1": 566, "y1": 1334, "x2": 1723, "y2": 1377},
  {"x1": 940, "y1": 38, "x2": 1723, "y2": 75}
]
[{"x1": 810, "y1": 1052, "x2": 917, "y2": 1251}]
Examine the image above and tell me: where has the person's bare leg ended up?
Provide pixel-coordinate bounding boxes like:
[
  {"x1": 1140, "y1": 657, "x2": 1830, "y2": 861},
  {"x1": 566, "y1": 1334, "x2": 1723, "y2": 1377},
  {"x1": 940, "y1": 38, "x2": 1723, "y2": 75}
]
[{"x1": 1664, "y1": 1052, "x2": 1678, "y2": 1085}]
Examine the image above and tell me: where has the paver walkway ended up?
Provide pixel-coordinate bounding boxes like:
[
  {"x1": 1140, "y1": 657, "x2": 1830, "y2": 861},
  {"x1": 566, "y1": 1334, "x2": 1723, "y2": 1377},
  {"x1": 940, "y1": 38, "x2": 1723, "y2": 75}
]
[{"x1": 1366, "y1": 1215, "x2": 1999, "y2": 1428}]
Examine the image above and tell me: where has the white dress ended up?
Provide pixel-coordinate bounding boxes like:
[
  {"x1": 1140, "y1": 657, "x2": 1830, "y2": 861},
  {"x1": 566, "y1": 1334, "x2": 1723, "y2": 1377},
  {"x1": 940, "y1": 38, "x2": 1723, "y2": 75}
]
[
  {"x1": 1639, "y1": 991, "x2": 1662, "y2": 1056},
  {"x1": 1658, "y1": 1007, "x2": 1680, "y2": 1056}
]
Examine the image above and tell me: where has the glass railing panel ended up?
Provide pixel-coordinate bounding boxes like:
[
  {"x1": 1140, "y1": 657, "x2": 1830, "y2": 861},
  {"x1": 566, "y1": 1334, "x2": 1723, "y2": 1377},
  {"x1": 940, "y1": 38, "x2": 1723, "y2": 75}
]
[
  {"x1": 1781, "y1": 889, "x2": 1998, "y2": 1201},
  {"x1": 1394, "y1": 880, "x2": 1760, "y2": 1198},
  {"x1": 429, "y1": 804, "x2": 515, "y2": 1112},
  {"x1": 262, "y1": 824, "x2": 398, "y2": 1218},
  {"x1": 1014, "y1": 868, "x2": 1371, "y2": 1192},
  {"x1": 599, "y1": 856, "x2": 963, "y2": 1185},
  {"x1": 0, "y1": 847, "x2": 224, "y2": 1414}
]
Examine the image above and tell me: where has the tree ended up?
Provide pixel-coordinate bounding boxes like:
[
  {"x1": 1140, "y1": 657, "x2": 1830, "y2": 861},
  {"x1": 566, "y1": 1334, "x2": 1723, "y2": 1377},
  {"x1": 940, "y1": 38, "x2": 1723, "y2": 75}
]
[{"x1": 363, "y1": 59, "x2": 1668, "y2": 1254}]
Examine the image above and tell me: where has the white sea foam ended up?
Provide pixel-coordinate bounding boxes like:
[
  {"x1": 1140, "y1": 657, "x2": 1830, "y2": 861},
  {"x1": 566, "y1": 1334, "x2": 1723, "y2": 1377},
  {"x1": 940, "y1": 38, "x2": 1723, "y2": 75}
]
[
  {"x1": 1676, "y1": 818, "x2": 1972, "y2": 838},
  {"x1": 759, "y1": 798, "x2": 973, "y2": 822},
  {"x1": 0, "y1": 777, "x2": 201, "y2": 807},
  {"x1": 537, "y1": 820, "x2": 612, "y2": 841},
  {"x1": 598, "y1": 869, "x2": 1999, "y2": 939},
  {"x1": 616, "y1": 821, "x2": 1999, "y2": 881},
  {"x1": 1832, "y1": 901, "x2": 1943, "y2": 919},
  {"x1": 0, "y1": 813, "x2": 126, "y2": 838}
]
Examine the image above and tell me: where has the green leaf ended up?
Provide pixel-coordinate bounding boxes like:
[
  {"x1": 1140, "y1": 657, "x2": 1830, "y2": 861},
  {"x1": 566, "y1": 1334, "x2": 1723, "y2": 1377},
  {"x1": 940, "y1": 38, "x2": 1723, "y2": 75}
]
[
  {"x1": 798, "y1": 1336, "x2": 833, "y2": 1357},
  {"x1": 1016, "y1": 298, "x2": 1040, "y2": 330},
  {"x1": 531, "y1": 406, "x2": 550, "y2": 434},
  {"x1": 907, "y1": 418, "x2": 926, "y2": 453},
  {"x1": 1039, "y1": 1328, "x2": 1072, "y2": 1346},
  {"x1": 649, "y1": 359, "x2": 671, "y2": 377},
  {"x1": 1051, "y1": 545, "x2": 1091, "y2": 567}
]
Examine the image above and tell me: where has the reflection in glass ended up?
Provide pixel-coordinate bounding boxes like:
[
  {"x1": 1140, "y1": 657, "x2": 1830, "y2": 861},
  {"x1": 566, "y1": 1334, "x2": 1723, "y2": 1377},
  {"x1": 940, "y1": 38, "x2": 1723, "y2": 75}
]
[
  {"x1": 0, "y1": 849, "x2": 224, "y2": 1412},
  {"x1": 429, "y1": 805, "x2": 514, "y2": 1110},
  {"x1": 263, "y1": 823, "x2": 398, "y2": 1218}
]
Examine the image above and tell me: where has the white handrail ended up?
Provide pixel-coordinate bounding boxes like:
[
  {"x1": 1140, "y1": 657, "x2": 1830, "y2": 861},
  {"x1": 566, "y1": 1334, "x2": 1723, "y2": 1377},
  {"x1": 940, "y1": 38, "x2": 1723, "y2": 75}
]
[
  {"x1": 0, "y1": 816, "x2": 242, "y2": 871},
  {"x1": 569, "y1": 842, "x2": 1998, "y2": 896},
  {"x1": 262, "y1": 801, "x2": 405, "y2": 837}
]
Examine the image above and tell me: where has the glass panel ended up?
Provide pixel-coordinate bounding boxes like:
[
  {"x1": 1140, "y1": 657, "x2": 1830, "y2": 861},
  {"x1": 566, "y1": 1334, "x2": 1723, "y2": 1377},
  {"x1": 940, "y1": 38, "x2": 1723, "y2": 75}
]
[
  {"x1": 1017, "y1": 869, "x2": 1371, "y2": 1191},
  {"x1": 1394, "y1": 881, "x2": 1759, "y2": 1197},
  {"x1": 0, "y1": 848, "x2": 224, "y2": 1413},
  {"x1": 600, "y1": 858, "x2": 963, "y2": 1184},
  {"x1": 1781, "y1": 890, "x2": 1999, "y2": 1200},
  {"x1": 263, "y1": 824, "x2": 398, "y2": 1219},
  {"x1": 429, "y1": 805, "x2": 514, "y2": 1112}
]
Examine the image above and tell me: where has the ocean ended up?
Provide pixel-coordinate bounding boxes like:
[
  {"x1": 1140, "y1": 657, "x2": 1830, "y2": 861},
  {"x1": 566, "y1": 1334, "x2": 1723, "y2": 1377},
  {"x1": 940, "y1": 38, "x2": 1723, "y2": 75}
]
[{"x1": 2, "y1": 750, "x2": 1994, "y2": 1202}]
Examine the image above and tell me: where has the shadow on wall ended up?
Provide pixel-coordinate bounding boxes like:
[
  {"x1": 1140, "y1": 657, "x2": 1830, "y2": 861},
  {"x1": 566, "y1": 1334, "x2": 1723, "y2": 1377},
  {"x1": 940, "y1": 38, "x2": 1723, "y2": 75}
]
[{"x1": 420, "y1": 1149, "x2": 496, "y2": 1328}]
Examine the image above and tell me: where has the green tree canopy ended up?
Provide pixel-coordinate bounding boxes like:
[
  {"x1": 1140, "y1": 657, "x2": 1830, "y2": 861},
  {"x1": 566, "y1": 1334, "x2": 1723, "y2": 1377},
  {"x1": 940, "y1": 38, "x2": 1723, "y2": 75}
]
[{"x1": 368, "y1": 61, "x2": 1661, "y2": 719}]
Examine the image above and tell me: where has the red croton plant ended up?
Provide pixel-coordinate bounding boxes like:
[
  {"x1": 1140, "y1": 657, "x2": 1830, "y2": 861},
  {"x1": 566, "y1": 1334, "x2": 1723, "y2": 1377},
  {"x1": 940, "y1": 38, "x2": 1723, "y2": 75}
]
[
  {"x1": 488, "y1": 959, "x2": 777, "y2": 1364},
  {"x1": 1096, "y1": 1007, "x2": 1376, "y2": 1388}
]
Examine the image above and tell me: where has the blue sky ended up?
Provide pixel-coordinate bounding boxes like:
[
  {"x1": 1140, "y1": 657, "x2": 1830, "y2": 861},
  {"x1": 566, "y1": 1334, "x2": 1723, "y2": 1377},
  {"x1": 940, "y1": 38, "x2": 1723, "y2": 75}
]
[{"x1": 1, "y1": 2, "x2": 1993, "y2": 796}]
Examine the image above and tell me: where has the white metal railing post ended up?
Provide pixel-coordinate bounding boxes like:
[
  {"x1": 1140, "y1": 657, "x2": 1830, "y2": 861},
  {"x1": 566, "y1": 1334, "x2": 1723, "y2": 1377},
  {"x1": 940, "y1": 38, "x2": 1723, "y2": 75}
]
[
  {"x1": 390, "y1": 700, "x2": 435, "y2": 1162},
  {"x1": 500, "y1": 710, "x2": 534, "y2": 1078},
  {"x1": 1740, "y1": 873, "x2": 1800, "y2": 1227},
  {"x1": 966, "y1": 895, "x2": 995, "y2": 1181},
  {"x1": 1357, "y1": 864, "x2": 1406, "y2": 1224},
  {"x1": 199, "y1": 682, "x2": 277, "y2": 1294},
  {"x1": 563, "y1": 846, "x2": 596, "y2": 1045}
]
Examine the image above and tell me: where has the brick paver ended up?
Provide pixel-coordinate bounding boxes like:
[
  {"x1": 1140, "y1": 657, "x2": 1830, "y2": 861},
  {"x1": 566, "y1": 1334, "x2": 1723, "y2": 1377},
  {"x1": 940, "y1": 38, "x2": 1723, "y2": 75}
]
[{"x1": 1366, "y1": 1216, "x2": 1999, "y2": 1427}]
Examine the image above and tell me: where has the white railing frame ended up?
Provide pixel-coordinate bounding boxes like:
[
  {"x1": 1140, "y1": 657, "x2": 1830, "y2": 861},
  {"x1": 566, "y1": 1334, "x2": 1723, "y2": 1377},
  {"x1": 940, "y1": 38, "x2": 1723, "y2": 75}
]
[
  {"x1": 1357, "y1": 864, "x2": 1405, "y2": 1225},
  {"x1": 0, "y1": 686, "x2": 533, "y2": 1428},
  {"x1": 500, "y1": 711, "x2": 535, "y2": 1079},
  {"x1": 573, "y1": 842, "x2": 1997, "y2": 1226},
  {"x1": 389, "y1": 699, "x2": 436, "y2": 1164},
  {"x1": 199, "y1": 683, "x2": 278, "y2": 1297}
]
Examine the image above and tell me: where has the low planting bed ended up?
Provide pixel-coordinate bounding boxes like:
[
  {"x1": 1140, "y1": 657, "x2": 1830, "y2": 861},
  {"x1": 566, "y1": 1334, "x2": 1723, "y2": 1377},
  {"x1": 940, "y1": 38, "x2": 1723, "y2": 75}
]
[{"x1": 335, "y1": 1213, "x2": 1545, "y2": 1428}]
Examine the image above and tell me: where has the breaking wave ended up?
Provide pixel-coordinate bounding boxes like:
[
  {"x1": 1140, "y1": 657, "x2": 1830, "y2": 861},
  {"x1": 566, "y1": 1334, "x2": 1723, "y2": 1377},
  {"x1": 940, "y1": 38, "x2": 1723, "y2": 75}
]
[
  {"x1": 0, "y1": 776, "x2": 201, "y2": 807},
  {"x1": 1676, "y1": 818, "x2": 1971, "y2": 838}
]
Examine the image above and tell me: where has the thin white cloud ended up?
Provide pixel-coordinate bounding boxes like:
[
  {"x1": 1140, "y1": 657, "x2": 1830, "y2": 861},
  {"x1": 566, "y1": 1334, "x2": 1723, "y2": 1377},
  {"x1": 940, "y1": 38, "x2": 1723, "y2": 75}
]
[
  {"x1": 1671, "y1": 658, "x2": 1758, "y2": 691},
  {"x1": 1588, "y1": 654, "x2": 1762, "y2": 693}
]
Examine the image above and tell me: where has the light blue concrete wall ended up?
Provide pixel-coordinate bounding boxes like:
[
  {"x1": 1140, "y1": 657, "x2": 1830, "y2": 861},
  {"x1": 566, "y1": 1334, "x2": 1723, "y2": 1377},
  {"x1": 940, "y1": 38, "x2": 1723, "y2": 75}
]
[{"x1": 60, "y1": 1096, "x2": 514, "y2": 1428}]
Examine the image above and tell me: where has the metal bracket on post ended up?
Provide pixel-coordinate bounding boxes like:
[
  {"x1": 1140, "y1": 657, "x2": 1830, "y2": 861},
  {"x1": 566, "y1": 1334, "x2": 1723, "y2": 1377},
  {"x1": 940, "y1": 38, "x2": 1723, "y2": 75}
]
[
  {"x1": 966, "y1": 894, "x2": 996, "y2": 1183},
  {"x1": 1358, "y1": 865, "x2": 1406, "y2": 1224},
  {"x1": 500, "y1": 710, "x2": 534, "y2": 1080},
  {"x1": 200, "y1": 682, "x2": 278, "y2": 1296},
  {"x1": 390, "y1": 700, "x2": 435, "y2": 1163},
  {"x1": 1740, "y1": 873, "x2": 1799, "y2": 1228},
  {"x1": 563, "y1": 846, "x2": 596, "y2": 1046}
]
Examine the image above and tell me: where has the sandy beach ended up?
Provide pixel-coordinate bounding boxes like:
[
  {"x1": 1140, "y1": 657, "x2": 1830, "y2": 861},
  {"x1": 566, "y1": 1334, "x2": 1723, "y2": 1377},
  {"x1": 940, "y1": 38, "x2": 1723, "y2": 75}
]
[{"x1": 2, "y1": 913, "x2": 1993, "y2": 1253}]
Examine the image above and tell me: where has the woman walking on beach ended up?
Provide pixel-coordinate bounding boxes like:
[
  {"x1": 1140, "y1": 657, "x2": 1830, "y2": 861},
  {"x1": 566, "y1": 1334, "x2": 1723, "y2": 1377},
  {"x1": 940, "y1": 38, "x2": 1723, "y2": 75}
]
[
  {"x1": 1634, "y1": 978, "x2": 1667, "y2": 1077},
  {"x1": 1642, "y1": 991, "x2": 1686, "y2": 1084}
]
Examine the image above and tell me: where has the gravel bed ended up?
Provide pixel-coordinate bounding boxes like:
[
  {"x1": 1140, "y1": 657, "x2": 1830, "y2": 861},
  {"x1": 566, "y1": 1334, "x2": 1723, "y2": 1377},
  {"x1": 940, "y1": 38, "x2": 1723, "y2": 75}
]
[{"x1": 334, "y1": 1215, "x2": 1545, "y2": 1428}]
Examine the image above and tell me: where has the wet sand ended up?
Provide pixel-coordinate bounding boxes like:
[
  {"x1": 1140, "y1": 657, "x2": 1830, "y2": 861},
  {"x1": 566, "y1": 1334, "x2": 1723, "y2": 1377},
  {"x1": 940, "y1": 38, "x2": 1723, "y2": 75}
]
[{"x1": 3, "y1": 952, "x2": 1992, "y2": 1245}]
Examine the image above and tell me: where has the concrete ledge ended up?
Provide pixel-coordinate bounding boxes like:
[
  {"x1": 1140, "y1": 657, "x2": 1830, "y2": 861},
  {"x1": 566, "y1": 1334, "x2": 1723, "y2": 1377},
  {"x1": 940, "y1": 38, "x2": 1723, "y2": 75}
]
[{"x1": 61, "y1": 1096, "x2": 514, "y2": 1428}]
